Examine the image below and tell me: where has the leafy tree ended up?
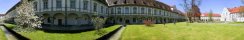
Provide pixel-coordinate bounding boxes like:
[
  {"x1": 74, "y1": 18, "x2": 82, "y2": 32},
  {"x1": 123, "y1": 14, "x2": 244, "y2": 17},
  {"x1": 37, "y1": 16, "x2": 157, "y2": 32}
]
[
  {"x1": 14, "y1": 0, "x2": 42, "y2": 32},
  {"x1": 180, "y1": 0, "x2": 201, "y2": 23},
  {"x1": 91, "y1": 16, "x2": 107, "y2": 36},
  {"x1": 208, "y1": 10, "x2": 213, "y2": 22}
]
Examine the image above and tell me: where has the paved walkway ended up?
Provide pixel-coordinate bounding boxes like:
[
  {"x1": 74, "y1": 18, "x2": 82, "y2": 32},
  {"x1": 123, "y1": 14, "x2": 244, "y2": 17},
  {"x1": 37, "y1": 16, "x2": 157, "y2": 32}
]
[
  {"x1": 108, "y1": 26, "x2": 125, "y2": 40},
  {"x1": 0, "y1": 26, "x2": 17, "y2": 40}
]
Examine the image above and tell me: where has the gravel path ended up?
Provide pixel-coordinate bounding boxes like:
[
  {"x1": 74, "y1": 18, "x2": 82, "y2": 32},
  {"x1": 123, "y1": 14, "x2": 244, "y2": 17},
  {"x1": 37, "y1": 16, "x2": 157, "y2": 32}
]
[
  {"x1": 108, "y1": 26, "x2": 125, "y2": 40},
  {"x1": 0, "y1": 26, "x2": 17, "y2": 40}
]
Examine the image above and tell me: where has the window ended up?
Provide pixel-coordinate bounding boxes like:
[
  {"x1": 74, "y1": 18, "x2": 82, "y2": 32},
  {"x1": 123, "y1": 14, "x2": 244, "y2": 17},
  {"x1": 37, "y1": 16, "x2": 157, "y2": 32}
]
[
  {"x1": 154, "y1": 10, "x2": 157, "y2": 15},
  {"x1": 101, "y1": 6, "x2": 104, "y2": 13},
  {"x1": 114, "y1": 1, "x2": 117, "y2": 4},
  {"x1": 157, "y1": 10, "x2": 160, "y2": 15},
  {"x1": 143, "y1": 2, "x2": 146, "y2": 5},
  {"x1": 133, "y1": 7, "x2": 137, "y2": 13},
  {"x1": 133, "y1": 18, "x2": 136, "y2": 22},
  {"x1": 148, "y1": 8, "x2": 151, "y2": 13},
  {"x1": 34, "y1": 2, "x2": 37, "y2": 10},
  {"x1": 123, "y1": 0, "x2": 126, "y2": 4},
  {"x1": 93, "y1": 3, "x2": 97, "y2": 12},
  {"x1": 111, "y1": 8, "x2": 114, "y2": 14},
  {"x1": 70, "y1": 0, "x2": 76, "y2": 8},
  {"x1": 160, "y1": 11, "x2": 162, "y2": 15},
  {"x1": 83, "y1": 1, "x2": 88, "y2": 10},
  {"x1": 56, "y1": 0, "x2": 62, "y2": 8},
  {"x1": 125, "y1": 7, "x2": 129, "y2": 13},
  {"x1": 141, "y1": 8, "x2": 145, "y2": 14},
  {"x1": 134, "y1": 0, "x2": 137, "y2": 4},
  {"x1": 117, "y1": 8, "x2": 121, "y2": 14},
  {"x1": 43, "y1": 0, "x2": 48, "y2": 9},
  {"x1": 164, "y1": 11, "x2": 166, "y2": 16}
]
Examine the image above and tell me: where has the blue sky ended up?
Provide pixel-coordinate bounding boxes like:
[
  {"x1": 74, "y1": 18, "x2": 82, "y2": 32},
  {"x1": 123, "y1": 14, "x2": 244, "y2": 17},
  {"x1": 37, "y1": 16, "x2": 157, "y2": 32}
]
[
  {"x1": 0, "y1": 0, "x2": 243, "y2": 14},
  {"x1": 0, "y1": 0, "x2": 20, "y2": 14}
]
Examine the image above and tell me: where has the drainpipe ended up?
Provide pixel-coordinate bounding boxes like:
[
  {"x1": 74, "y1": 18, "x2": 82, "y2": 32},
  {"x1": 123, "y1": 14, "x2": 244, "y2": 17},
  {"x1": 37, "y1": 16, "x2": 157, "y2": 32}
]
[{"x1": 65, "y1": 0, "x2": 67, "y2": 27}]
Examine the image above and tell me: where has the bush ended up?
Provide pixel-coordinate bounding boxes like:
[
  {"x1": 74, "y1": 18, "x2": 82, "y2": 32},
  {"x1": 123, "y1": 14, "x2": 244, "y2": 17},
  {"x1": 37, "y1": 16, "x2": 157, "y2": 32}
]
[{"x1": 143, "y1": 19, "x2": 154, "y2": 27}]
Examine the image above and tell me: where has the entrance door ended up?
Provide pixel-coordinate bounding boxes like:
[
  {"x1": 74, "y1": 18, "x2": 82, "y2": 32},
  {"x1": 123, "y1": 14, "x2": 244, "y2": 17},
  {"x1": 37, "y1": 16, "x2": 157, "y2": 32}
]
[{"x1": 58, "y1": 19, "x2": 62, "y2": 25}]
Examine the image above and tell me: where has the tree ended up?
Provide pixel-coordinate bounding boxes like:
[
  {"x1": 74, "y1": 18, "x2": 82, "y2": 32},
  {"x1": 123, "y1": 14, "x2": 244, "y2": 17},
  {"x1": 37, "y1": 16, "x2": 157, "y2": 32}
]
[
  {"x1": 91, "y1": 16, "x2": 107, "y2": 36},
  {"x1": 14, "y1": 0, "x2": 42, "y2": 32},
  {"x1": 180, "y1": 0, "x2": 201, "y2": 23},
  {"x1": 208, "y1": 10, "x2": 213, "y2": 22}
]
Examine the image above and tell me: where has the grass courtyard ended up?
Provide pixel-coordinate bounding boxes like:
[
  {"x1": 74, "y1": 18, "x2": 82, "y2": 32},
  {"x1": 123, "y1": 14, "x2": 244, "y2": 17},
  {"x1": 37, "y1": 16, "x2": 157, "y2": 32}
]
[
  {"x1": 0, "y1": 28, "x2": 7, "y2": 40},
  {"x1": 121, "y1": 22, "x2": 244, "y2": 40}
]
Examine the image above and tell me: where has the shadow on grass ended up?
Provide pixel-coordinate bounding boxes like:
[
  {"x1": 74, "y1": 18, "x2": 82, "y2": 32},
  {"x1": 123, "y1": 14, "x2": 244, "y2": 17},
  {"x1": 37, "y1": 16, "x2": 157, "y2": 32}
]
[
  {"x1": 41, "y1": 24, "x2": 115, "y2": 33},
  {"x1": 1, "y1": 24, "x2": 30, "y2": 40}
]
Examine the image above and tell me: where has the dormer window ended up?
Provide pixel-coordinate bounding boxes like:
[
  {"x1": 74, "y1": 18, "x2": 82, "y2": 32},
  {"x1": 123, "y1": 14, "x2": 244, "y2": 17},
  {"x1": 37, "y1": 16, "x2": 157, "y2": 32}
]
[
  {"x1": 124, "y1": 0, "x2": 127, "y2": 4},
  {"x1": 143, "y1": 2, "x2": 147, "y2": 5},
  {"x1": 134, "y1": 0, "x2": 136, "y2": 4},
  {"x1": 114, "y1": 1, "x2": 117, "y2": 4}
]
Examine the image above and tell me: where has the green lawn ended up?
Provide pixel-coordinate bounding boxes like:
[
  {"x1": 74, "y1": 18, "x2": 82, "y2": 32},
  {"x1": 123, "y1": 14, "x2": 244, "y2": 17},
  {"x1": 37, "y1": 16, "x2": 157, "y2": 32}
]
[
  {"x1": 0, "y1": 28, "x2": 7, "y2": 40},
  {"x1": 4, "y1": 23, "x2": 16, "y2": 29},
  {"x1": 121, "y1": 22, "x2": 244, "y2": 40},
  {"x1": 18, "y1": 25, "x2": 120, "y2": 40}
]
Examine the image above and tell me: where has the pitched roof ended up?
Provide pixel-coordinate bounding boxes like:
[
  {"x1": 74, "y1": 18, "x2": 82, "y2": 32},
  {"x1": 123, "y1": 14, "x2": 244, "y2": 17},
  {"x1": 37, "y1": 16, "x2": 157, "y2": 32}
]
[
  {"x1": 227, "y1": 6, "x2": 244, "y2": 14},
  {"x1": 105, "y1": 0, "x2": 172, "y2": 11},
  {"x1": 201, "y1": 13, "x2": 221, "y2": 17}
]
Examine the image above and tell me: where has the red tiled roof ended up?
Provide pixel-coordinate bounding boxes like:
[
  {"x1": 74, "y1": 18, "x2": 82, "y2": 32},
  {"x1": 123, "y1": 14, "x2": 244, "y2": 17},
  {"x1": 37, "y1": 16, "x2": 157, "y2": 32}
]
[
  {"x1": 228, "y1": 6, "x2": 244, "y2": 14},
  {"x1": 201, "y1": 13, "x2": 221, "y2": 17}
]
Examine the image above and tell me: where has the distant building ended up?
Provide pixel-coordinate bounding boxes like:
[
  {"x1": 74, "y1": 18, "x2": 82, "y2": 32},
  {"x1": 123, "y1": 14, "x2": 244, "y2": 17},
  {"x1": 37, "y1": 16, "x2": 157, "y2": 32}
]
[
  {"x1": 221, "y1": 6, "x2": 244, "y2": 22},
  {"x1": 201, "y1": 13, "x2": 221, "y2": 22},
  {"x1": 0, "y1": 14, "x2": 4, "y2": 19}
]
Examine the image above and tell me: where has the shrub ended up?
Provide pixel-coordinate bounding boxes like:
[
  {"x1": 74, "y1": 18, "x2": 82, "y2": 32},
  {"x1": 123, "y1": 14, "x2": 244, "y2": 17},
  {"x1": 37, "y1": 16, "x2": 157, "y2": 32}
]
[{"x1": 143, "y1": 19, "x2": 154, "y2": 27}]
